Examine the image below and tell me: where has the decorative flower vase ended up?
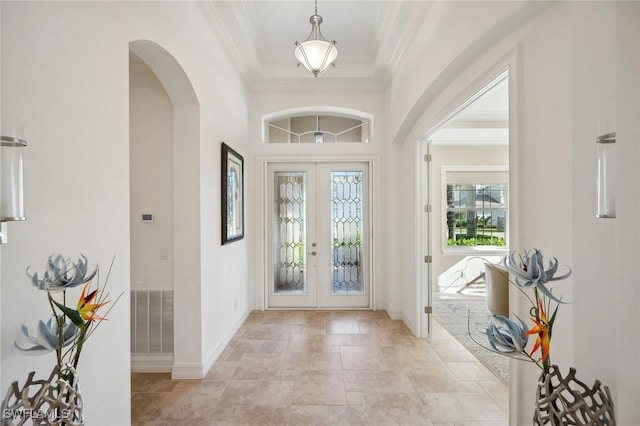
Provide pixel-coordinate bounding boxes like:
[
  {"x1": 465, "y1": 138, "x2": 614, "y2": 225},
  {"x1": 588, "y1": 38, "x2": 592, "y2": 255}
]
[
  {"x1": 533, "y1": 365, "x2": 615, "y2": 425},
  {"x1": 0, "y1": 365, "x2": 84, "y2": 426}
]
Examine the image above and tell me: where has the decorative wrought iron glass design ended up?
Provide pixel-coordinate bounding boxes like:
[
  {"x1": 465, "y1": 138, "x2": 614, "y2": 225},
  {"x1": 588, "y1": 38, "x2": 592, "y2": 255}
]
[
  {"x1": 267, "y1": 114, "x2": 369, "y2": 143},
  {"x1": 445, "y1": 183, "x2": 507, "y2": 247},
  {"x1": 273, "y1": 172, "x2": 307, "y2": 293},
  {"x1": 331, "y1": 171, "x2": 364, "y2": 294}
]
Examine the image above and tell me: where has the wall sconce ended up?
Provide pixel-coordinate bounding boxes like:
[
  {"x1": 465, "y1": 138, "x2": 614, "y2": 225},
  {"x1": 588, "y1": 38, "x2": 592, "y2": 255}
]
[
  {"x1": 0, "y1": 122, "x2": 27, "y2": 243},
  {"x1": 596, "y1": 119, "x2": 616, "y2": 219}
]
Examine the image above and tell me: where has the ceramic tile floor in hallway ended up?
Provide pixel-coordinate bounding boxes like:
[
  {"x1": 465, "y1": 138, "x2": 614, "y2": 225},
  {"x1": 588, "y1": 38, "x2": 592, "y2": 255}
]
[{"x1": 131, "y1": 310, "x2": 508, "y2": 425}]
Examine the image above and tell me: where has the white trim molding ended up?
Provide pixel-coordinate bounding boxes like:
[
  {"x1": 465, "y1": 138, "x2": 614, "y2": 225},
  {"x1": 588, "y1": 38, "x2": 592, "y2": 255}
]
[
  {"x1": 132, "y1": 355, "x2": 174, "y2": 373},
  {"x1": 255, "y1": 155, "x2": 381, "y2": 312}
]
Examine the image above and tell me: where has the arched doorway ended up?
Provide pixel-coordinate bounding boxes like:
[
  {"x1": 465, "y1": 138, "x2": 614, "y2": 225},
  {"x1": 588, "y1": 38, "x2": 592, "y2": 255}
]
[{"x1": 129, "y1": 40, "x2": 203, "y2": 378}]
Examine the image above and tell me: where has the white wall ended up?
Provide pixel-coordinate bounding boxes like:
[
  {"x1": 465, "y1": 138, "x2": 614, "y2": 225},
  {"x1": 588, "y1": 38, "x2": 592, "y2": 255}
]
[
  {"x1": 130, "y1": 57, "x2": 174, "y2": 291},
  {"x1": 410, "y1": 3, "x2": 575, "y2": 421},
  {"x1": 0, "y1": 2, "x2": 3, "y2": 389},
  {"x1": 513, "y1": 7, "x2": 575, "y2": 421},
  {"x1": 388, "y1": 1, "x2": 551, "y2": 146},
  {"x1": 397, "y1": 134, "x2": 419, "y2": 330},
  {"x1": 2, "y1": 1, "x2": 638, "y2": 425},
  {"x1": 571, "y1": 0, "x2": 617, "y2": 396},
  {"x1": 384, "y1": 1, "x2": 551, "y2": 339},
  {"x1": 572, "y1": 2, "x2": 640, "y2": 423},
  {"x1": 381, "y1": 141, "x2": 403, "y2": 318},
  {"x1": 392, "y1": 1, "x2": 640, "y2": 424},
  {"x1": 1, "y1": 2, "x2": 250, "y2": 424}
]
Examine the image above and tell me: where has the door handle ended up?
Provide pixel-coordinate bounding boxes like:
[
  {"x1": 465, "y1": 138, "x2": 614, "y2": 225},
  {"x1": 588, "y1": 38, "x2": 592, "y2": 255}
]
[{"x1": 308, "y1": 251, "x2": 317, "y2": 256}]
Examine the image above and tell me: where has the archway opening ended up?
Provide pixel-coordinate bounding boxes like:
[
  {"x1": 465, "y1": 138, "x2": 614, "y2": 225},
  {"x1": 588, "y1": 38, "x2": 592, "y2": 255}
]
[{"x1": 128, "y1": 40, "x2": 201, "y2": 378}]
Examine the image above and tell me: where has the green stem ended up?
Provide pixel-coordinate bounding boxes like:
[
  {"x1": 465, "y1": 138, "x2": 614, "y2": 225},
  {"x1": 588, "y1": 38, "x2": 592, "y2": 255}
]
[
  {"x1": 47, "y1": 290, "x2": 64, "y2": 370},
  {"x1": 522, "y1": 350, "x2": 544, "y2": 371},
  {"x1": 72, "y1": 323, "x2": 89, "y2": 370}
]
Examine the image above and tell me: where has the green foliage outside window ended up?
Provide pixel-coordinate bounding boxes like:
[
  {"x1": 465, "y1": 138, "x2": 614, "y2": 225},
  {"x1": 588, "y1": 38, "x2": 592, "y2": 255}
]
[{"x1": 447, "y1": 235, "x2": 506, "y2": 246}]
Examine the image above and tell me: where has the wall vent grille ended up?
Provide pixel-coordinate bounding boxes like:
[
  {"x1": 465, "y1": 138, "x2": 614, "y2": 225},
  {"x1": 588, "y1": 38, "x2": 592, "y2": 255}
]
[{"x1": 130, "y1": 290, "x2": 174, "y2": 354}]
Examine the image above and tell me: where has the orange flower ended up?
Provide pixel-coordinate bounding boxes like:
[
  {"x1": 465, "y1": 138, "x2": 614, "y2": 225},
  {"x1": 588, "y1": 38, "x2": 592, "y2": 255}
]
[
  {"x1": 77, "y1": 282, "x2": 110, "y2": 322},
  {"x1": 525, "y1": 298, "x2": 551, "y2": 363}
]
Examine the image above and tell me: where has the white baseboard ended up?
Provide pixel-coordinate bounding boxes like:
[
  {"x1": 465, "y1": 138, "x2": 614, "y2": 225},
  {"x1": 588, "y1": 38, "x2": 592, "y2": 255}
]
[
  {"x1": 170, "y1": 307, "x2": 252, "y2": 379},
  {"x1": 171, "y1": 363, "x2": 206, "y2": 379},
  {"x1": 385, "y1": 308, "x2": 418, "y2": 337},
  {"x1": 131, "y1": 355, "x2": 173, "y2": 373},
  {"x1": 386, "y1": 308, "x2": 403, "y2": 320},
  {"x1": 202, "y1": 307, "x2": 252, "y2": 374},
  {"x1": 401, "y1": 312, "x2": 417, "y2": 336}
]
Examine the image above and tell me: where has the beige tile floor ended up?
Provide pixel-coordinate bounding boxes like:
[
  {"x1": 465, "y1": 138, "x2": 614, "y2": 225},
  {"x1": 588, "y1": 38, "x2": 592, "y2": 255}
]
[{"x1": 132, "y1": 310, "x2": 508, "y2": 425}]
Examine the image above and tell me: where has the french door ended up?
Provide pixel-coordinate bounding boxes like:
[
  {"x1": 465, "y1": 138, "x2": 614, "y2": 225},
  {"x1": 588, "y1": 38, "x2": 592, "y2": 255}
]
[{"x1": 267, "y1": 162, "x2": 370, "y2": 308}]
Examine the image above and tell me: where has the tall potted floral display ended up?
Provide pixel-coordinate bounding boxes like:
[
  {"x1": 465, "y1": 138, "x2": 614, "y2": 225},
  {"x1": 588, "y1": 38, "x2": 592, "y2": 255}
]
[
  {"x1": 1, "y1": 254, "x2": 118, "y2": 426},
  {"x1": 484, "y1": 249, "x2": 615, "y2": 425}
]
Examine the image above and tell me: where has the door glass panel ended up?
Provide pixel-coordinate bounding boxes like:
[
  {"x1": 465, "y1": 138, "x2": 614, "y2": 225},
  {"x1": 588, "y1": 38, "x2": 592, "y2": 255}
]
[
  {"x1": 330, "y1": 171, "x2": 364, "y2": 294},
  {"x1": 273, "y1": 172, "x2": 306, "y2": 294}
]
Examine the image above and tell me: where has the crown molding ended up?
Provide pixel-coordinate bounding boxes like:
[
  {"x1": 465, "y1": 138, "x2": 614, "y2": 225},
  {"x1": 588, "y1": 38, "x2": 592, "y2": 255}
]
[
  {"x1": 198, "y1": 2, "x2": 254, "y2": 81},
  {"x1": 372, "y1": 1, "x2": 433, "y2": 75},
  {"x1": 197, "y1": 1, "x2": 430, "y2": 93}
]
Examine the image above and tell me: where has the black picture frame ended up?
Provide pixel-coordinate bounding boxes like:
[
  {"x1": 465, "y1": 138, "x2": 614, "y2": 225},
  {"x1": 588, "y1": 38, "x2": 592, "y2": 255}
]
[{"x1": 221, "y1": 142, "x2": 244, "y2": 245}]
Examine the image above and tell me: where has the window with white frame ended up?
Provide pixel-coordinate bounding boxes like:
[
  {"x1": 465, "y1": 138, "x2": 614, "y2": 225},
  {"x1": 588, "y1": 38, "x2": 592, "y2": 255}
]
[
  {"x1": 264, "y1": 111, "x2": 370, "y2": 144},
  {"x1": 442, "y1": 166, "x2": 508, "y2": 253}
]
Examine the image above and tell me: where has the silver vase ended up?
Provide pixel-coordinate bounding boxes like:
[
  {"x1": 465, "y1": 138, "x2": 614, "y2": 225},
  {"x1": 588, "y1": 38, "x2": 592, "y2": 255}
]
[
  {"x1": 533, "y1": 364, "x2": 615, "y2": 425},
  {"x1": 1, "y1": 365, "x2": 84, "y2": 426}
]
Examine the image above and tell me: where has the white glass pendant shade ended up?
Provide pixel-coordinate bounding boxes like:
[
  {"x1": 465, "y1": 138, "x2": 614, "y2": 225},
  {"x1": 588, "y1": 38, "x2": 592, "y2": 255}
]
[
  {"x1": 295, "y1": 40, "x2": 338, "y2": 76},
  {"x1": 294, "y1": 3, "x2": 338, "y2": 77}
]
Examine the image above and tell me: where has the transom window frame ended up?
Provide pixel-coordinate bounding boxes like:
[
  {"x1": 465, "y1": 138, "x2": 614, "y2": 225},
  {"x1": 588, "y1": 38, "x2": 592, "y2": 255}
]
[
  {"x1": 262, "y1": 107, "x2": 373, "y2": 144},
  {"x1": 441, "y1": 165, "x2": 509, "y2": 255}
]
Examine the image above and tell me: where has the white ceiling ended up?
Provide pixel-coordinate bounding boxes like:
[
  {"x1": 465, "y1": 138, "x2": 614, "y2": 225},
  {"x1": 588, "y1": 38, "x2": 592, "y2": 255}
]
[
  {"x1": 198, "y1": 1, "x2": 433, "y2": 90},
  {"x1": 431, "y1": 77, "x2": 509, "y2": 146},
  {"x1": 197, "y1": 0, "x2": 508, "y2": 142}
]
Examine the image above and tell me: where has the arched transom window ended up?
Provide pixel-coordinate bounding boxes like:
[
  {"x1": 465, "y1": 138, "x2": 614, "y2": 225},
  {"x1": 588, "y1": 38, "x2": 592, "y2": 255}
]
[{"x1": 264, "y1": 108, "x2": 372, "y2": 144}]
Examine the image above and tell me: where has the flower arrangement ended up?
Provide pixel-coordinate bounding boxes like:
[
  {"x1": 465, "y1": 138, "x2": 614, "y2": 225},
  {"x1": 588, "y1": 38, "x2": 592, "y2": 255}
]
[
  {"x1": 15, "y1": 254, "x2": 120, "y2": 374},
  {"x1": 0, "y1": 255, "x2": 120, "y2": 425},
  {"x1": 483, "y1": 248, "x2": 571, "y2": 375},
  {"x1": 480, "y1": 249, "x2": 616, "y2": 425}
]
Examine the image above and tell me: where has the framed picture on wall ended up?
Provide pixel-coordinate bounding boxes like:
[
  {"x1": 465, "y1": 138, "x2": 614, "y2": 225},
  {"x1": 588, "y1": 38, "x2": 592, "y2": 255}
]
[{"x1": 221, "y1": 142, "x2": 244, "y2": 244}]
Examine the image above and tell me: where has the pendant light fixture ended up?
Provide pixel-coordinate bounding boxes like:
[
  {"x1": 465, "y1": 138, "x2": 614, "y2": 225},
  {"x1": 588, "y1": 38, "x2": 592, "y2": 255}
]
[{"x1": 294, "y1": 0, "x2": 338, "y2": 77}]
